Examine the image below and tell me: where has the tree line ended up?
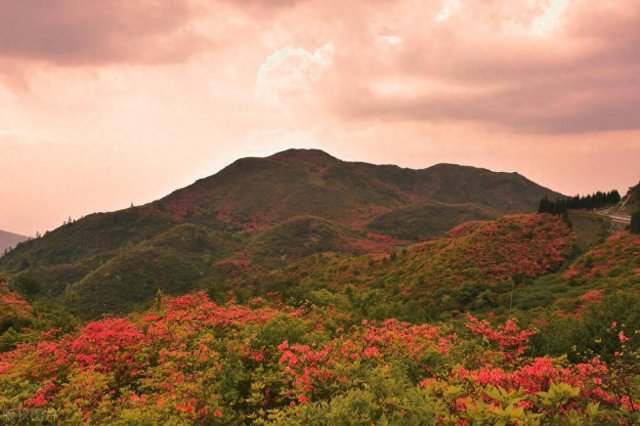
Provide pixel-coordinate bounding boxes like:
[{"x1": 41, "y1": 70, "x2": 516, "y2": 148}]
[
  {"x1": 537, "y1": 190, "x2": 640, "y2": 235},
  {"x1": 538, "y1": 190, "x2": 621, "y2": 215}
]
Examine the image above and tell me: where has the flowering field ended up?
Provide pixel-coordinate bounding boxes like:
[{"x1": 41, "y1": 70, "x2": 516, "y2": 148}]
[{"x1": 1, "y1": 291, "x2": 639, "y2": 425}]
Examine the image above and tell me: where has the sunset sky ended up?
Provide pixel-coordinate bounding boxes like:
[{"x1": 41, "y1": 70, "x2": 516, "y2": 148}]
[{"x1": 1, "y1": 0, "x2": 639, "y2": 236}]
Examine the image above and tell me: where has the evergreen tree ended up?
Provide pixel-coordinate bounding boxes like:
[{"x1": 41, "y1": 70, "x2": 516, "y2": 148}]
[
  {"x1": 562, "y1": 210, "x2": 572, "y2": 229},
  {"x1": 631, "y1": 211, "x2": 640, "y2": 234},
  {"x1": 538, "y1": 197, "x2": 550, "y2": 214},
  {"x1": 538, "y1": 188, "x2": 621, "y2": 214}
]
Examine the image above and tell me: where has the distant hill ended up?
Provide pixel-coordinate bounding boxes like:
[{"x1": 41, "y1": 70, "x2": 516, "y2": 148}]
[
  {"x1": 0, "y1": 149, "x2": 563, "y2": 318},
  {"x1": 0, "y1": 230, "x2": 28, "y2": 255}
]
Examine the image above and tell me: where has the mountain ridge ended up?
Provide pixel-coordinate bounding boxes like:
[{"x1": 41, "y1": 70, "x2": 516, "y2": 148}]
[{"x1": 0, "y1": 230, "x2": 28, "y2": 255}]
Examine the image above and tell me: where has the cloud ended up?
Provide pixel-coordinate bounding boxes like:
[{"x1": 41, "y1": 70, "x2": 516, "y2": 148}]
[
  {"x1": 309, "y1": 0, "x2": 640, "y2": 134},
  {"x1": 379, "y1": 35, "x2": 403, "y2": 46},
  {"x1": 0, "y1": 0, "x2": 209, "y2": 67},
  {"x1": 255, "y1": 43, "x2": 334, "y2": 107},
  {"x1": 532, "y1": 0, "x2": 567, "y2": 35},
  {"x1": 1, "y1": 0, "x2": 639, "y2": 136},
  {"x1": 436, "y1": 0, "x2": 461, "y2": 23}
]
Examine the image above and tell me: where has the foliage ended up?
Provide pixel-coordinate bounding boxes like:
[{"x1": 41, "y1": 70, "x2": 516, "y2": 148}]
[
  {"x1": 1, "y1": 291, "x2": 639, "y2": 424},
  {"x1": 0, "y1": 277, "x2": 33, "y2": 335},
  {"x1": 563, "y1": 232, "x2": 640, "y2": 285},
  {"x1": 245, "y1": 214, "x2": 576, "y2": 320},
  {"x1": 538, "y1": 190, "x2": 621, "y2": 214},
  {"x1": 631, "y1": 211, "x2": 640, "y2": 234}
]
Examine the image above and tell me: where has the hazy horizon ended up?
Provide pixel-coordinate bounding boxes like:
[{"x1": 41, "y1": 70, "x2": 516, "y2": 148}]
[{"x1": 1, "y1": 0, "x2": 639, "y2": 235}]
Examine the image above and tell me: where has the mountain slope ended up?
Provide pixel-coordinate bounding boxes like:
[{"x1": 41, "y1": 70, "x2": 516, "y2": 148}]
[
  {"x1": 367, "y1": 200, "x2": 501, "y2": 242},
  {"x1": 243, "y1": 214, "x2": 576, "y2": 318},
  {"x1": 0, "y1": 230, "x2": 28, "y2": 255},
  {"x1": 0, "y1": 149, "x2": 563, "y2": 318}
]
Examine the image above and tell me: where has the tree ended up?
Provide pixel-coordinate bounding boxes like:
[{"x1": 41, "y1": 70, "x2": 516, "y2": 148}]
[
  {"x1": 14, "y1": 274, "x2": 41, "y2": 297},
  {"x1": 538, "y1": 197, "x2": 550, "y2": 214},
  {"x1": 631, "y1": 211, "x2": 640, "y2": 234},
  {"x1": 562, "y1": 210, "x2": 573, "y2": 229}
]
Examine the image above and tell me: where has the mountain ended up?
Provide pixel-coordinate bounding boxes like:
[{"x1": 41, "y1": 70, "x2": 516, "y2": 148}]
[
  {"x1": 0, "y1": 149, "x2": 563, "y2": 318},
  {"x1": 0, "y1": 230, "x2": 28, "y2": 255},
  {"x1": 154, "y1": 149, "x2": 559, "y2": 227}
]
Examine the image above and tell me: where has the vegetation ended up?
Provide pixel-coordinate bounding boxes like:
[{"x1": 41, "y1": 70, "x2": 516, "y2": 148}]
[
  {"x1": 567, "y1": 210, "x2": 610, "y2": 250},
  {"x1": 366, "y1": 201, "x2": 500, "y2": 242},
  {"x1": 0, "y1": 210, "x2": 639, "y2": 424},
  {"x1": 233, "y1": 214, "x2": 576, "y2": 322},
  {"x1": 538, "y1": 190, "x2": 621, "y2": 215},
  {"x1": 631, "y1": 211, "x2": 640, "y2": 234},
  {"x1": 617, "y1": 182, "x2": 640, "y2": 214},
  {"x1": 1, "y1": 151, "x2": 639, "y2": 424},
  {"x1": 1, "y1": 291, "x2": 640, "y2": 425}
]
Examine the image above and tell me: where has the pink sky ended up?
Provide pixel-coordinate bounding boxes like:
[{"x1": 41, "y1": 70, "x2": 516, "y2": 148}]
[{"x1": 1, "y1": 0, "x2": 639, "y2": 236}]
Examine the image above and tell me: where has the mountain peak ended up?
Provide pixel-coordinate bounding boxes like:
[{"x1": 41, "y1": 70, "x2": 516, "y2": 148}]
[{"x1": 267, "y1": 148, "x2": 339, "y2": 164}]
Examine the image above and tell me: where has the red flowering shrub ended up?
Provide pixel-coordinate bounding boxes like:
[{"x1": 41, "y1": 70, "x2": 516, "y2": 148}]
[
  {"x1": 466, "y1": 314, "x2": 535, "y2": 362},
  {"x1": 564, "y1": 232, "x2": 640, "y2": 283},
  {"x1": 0, "y1": 280, "x2": 32, "y2": 329},
  {"x1": 277, "y1": 318, "x2": 453, "y2": 402},
  {"x1": 0, "y1": 291, "x2": 638, "y2": 424},
  {"x1": 579, "y1": 289, "x2": 604, "y2": 305}
]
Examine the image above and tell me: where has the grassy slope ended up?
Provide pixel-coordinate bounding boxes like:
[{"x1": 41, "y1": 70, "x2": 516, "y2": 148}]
[
  {"x1": 511, "y1": 230, "x2": 640, "y2": 322},
  {"x1": 568, "y1": 210, "x2": 610, "y2": 250},
  {"x1": 366, "y1": 201, "x2": 501, "y2": 242},
  {"x1": 64, "y1": 223, "x2": 242, "y2": 318},
  {"x1": 1, "y1": 213, "x2": 639, "y2": 357}
]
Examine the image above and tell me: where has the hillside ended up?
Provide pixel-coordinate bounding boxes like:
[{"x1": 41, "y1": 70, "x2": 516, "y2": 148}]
[
  {"x1": 0, "y1": 230, "x2": 28, "y2": 255},
  {"x1": 616, "y1": 181, "x2": 640, "y2": 214},
  {"x1": 0, "y1": 149, "x2": 563, "y2": 318},
  {"x1": 238, "y1": 214, "x2": 576, "y2": 320},
  {"x1": 1, "y1": 214, "x2": 640, "y2": 424}
]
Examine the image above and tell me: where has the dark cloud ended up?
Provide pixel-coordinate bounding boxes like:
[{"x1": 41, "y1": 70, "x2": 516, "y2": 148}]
[
  {"x1": 0, "y1": 0, "x2": 209, "y2": 66},
  {"x1": 1, "y1": 0, "x2": 638, "y2": 134},
  {"x1": 321, "y1": 0, "x2": 640, "y2": 134}
]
